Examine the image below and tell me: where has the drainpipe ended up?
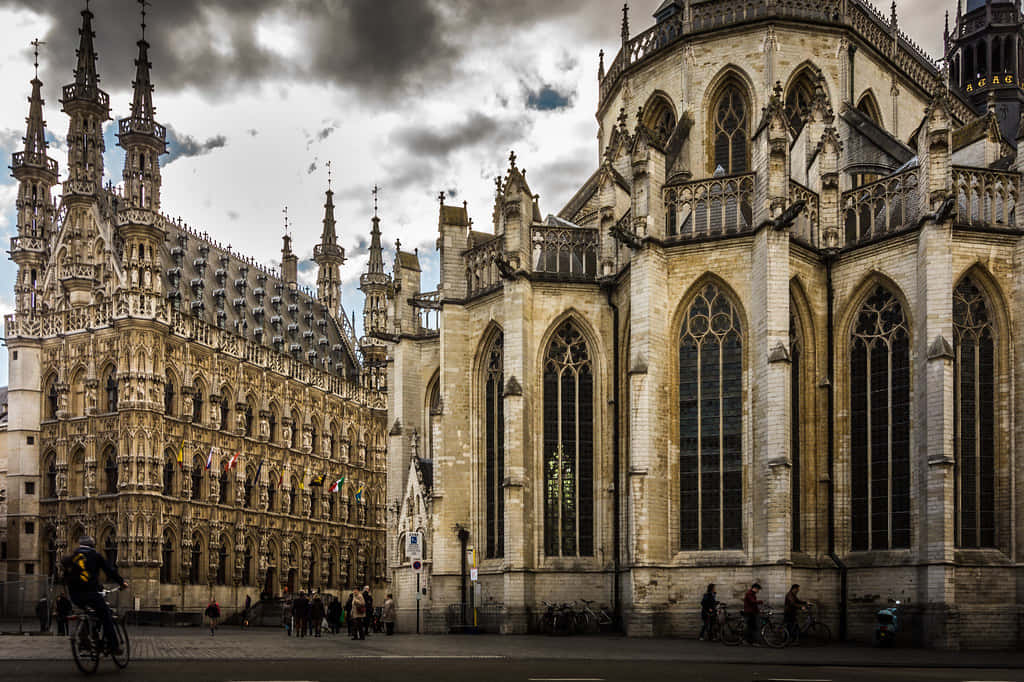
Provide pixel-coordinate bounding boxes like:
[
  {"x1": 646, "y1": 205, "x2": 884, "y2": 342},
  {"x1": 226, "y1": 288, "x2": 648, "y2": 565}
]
[
  {"x1": 603, "y1": 280, "x2": 622, "y2": 630},
  {"x1": 824, "y1": 251, "x2": 848, "y2": 641},
  {"x1": 457, "y1": 526, "x2": 469, "y2": 627}
]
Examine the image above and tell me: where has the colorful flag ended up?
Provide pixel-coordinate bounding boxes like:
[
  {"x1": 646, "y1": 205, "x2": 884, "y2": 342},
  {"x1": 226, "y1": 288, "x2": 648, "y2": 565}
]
[
  {"x1": 328, "y1": 476, "x2": 345, "y2": 493},
  {"x1": 299, "y1": 479, "x2": 305, "y2": 490},
  {"x1": 225, "y1": 451, "x2": 240, "y2": 471},
  {"x1": 354, "y1": 485, "x2": 364, "y2": 503},
  {"x1": 254, "y1": 459, "x2": 263, "y2": 482},
  {"x1": 278, "y1": 471, "x2": 284, "y2": 486},
  {"x1": 310, "y1": 473, "x2": 325, "y2": 487},
  {"x1": 176, "y1": 441, "x2": 185, "y2": 470},
  {"x1": 205, "y1": 446, "x2": 214, "y2": 470}
]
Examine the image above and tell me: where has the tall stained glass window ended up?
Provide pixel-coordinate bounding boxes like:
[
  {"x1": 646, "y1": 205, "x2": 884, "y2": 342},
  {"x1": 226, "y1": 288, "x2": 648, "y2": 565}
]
[{"x1": 484, "y1": 332, "x2": 505, "y2": 559}]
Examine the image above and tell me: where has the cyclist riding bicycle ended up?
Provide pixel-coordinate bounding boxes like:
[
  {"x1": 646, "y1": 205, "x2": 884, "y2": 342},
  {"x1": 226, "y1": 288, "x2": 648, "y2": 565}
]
[{"x1": 61, "y1": 535, "x2": 127, "y2": 655}]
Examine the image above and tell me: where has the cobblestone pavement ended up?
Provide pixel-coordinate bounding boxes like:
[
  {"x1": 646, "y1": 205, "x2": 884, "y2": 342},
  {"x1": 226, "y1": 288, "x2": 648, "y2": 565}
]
[{"x1": 0, "y1": 627, "x2": 1022, "y2": 668}]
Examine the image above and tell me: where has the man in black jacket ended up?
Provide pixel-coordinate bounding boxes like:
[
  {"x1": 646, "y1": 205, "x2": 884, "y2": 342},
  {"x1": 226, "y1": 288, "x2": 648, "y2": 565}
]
[
  {"x1": 62, "y1": 536, "x2": 127, "y2": 654},
  {"x1": 362, "y1": 586, "x2": 373, "y2": 638}
]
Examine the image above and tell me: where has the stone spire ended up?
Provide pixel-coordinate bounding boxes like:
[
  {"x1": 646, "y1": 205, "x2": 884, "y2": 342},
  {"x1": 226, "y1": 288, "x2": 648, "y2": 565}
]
[
  {"x1": 360, "y1": 185, "x2": 392, "y2": 338},
  {"x1": 118, "y1": 0, "x2": 167, "y2": 212},
  {"x1": 61, "y1": 2, "x2": 110, "y2": 195},
  {"x1": 314, "y1": 165, "x2": 346, "y2": 314},
  {"x1": 282, "y1": 207, "x2": 298, "y2": 288},
  {"x1": 11, "y1": 48, "x2": 59, "y2": 314}
]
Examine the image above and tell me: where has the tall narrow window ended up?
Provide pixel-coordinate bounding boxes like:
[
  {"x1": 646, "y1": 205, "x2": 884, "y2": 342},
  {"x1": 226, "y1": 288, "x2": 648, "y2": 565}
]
[
  {"x1": 104, "y1": 367, "x2": 118, "y2": 413},
  {"x1": 712, "y1": 83, "x2": 749, "y2": 174},
  {"x1": 45, "y1": 379, "x2": 58, "y2": 419},
  {"x1": 543, "y1": 321, "x2": 594, "y2": 557},
  {"x1": 679, "y1": 284, "x2": 743, "y2": 551},
  {"x1": 484, "y1": 332, "x2": 505, "y2": 559},
  {"x1": 850, "y1": 287, "x2": 910, "y2": 551},
  {"x1": 104, "y1": 532, "x2": 118, "y2": 568},
  {"x1": 192, "y1": 386, "x2": 204, "y2": 423},
  {"x1": 216, "y1": 544, "x2": 228, "y2": 585},
  {"x1": 784, "y1": 71, "x2": 817, "y2": 137},
  {"x1": 953, "y1": 277, "x2": 996, "y2": 548},
  {"x1": 160, "y1": 531, "x2": 174, "y2": 584},
  {"x1": 44, "y1": 457, "x2": 57, "y2": 498},
  {"x1": 790, "y1": 313, "x2": 802, "y2": 552},
  {"x1": 103, "y1": 450, "x2": 118, "y2": 494},
  {"x1": 191, "y1": 456, "x2": 204, "y2": 501},
  {"x1": 163, "y1": 457, "x2": 176, "y2": 496},
  {"x1": 164, "y1": 373, "x2": 176, "y2": 416},
  {"x1": 189, "y1": 535, "x2": 202, "y2": 584}
]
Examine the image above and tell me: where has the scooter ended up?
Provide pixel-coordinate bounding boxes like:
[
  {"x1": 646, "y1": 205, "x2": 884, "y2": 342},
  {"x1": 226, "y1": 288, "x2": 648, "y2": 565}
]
[{"x1": 874, "y1": 599, "x2": 902, "y2": 647}]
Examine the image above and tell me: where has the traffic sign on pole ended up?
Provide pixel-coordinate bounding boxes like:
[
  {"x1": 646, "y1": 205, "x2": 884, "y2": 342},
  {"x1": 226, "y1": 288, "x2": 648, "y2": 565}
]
[{"x1": 412, "y1": 559, "x2": 423, "y2": 573}]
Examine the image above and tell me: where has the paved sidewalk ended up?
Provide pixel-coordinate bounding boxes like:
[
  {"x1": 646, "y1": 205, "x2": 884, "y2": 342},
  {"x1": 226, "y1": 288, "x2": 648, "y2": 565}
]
[{"x1": 0, "y1": 627, "x2": 1022, "y2": 668}]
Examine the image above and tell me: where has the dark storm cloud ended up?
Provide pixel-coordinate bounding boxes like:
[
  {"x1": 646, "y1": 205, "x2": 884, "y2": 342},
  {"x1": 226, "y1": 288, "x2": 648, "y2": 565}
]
[
  {"x1": 2, "y1": 0, "x2": 623, "y2": 105},
  {"x1": 165, "y1": 125, "x2": 227, "y2": 163},
  {"x1": 392, "y1": 112, "x2": 527, "y2": 157}
]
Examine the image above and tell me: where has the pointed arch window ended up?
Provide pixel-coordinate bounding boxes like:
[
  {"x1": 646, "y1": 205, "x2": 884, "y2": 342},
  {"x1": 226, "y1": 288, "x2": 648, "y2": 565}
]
[
  {"x1": 219, "y1": 466, "x2": 231, "y2": 505},
  {"x1": 103, "y1": 449, "x2": 118, "y2": 494},
  {"x1": 953, "y1": 277, "x2": 996, "y2": 548},
  {"x1": 189, "y1": 535, "x2": 203, "y2": 585},
  {"x1": 850, "y1": 287, "x2": 910, "y2": 551},
  {"x1": 104, "y1": 367, "x2": 118, "y2": 413},
  {"x1": 44, "y1": 378, "x2": 58, "y2": 419},
  {"x1": 191, "y1": 456, "x2": 204, "y2": 501},
  {"x1": 784, "y1": 71, "x2": 817, "y2": 136},
  {"x1": 484, "y1": 332, "x2": 505, "y2": 559},
  {"x1": 160, "y1": 531, "x2": 175, "y2": 584},
  {"x1": 192, "y1": 385, "x2": 204, "y2": 424},
  {"x1": 163, "y1": 456, "x2": 176, "y2": 497},
  {"x1": 104, "y1": 532, "x2": 118, "y2": 569},
  {"x1": 216, "y1": 544, "x2": 229, "y2": 585},
  {"x1": 712, "y1": 83, "x2": 749, "y2": 174},
  {"x1": 679, "y1": 284, "x2": 743, "y2": 551},
  {"x1": 44, "y1": 455, "x2": 57, "y2": 498},
  {"x1": 543, "y1": 320, "x2": 594, "y2": 557},
  {"x1": 242, "y1": 543, "x2": 254, "y2": 586}
]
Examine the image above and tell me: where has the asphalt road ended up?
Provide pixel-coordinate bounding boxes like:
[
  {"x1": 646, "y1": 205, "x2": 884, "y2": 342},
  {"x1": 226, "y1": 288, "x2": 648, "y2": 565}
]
[{"x1": 0, "y1": 659, "x2": 1021, "y2": 682}]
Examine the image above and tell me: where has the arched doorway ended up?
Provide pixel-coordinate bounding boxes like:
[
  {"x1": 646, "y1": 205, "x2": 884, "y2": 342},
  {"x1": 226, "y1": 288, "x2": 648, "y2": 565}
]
[
  {"x1": 263, "y1": 567, "x2": 277, "y2": 599},
  {"x1": 286, "y1": 568, "x2": 297, "y2": 595}
]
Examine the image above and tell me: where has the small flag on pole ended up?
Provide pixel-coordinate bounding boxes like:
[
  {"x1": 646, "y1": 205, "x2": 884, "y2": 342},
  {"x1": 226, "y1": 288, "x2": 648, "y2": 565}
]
[
  {"x1": 205, "y1": 446, "x2": 214, "y2": 470},
  {"x1": 278, "y1": 471, "x2": 284, "y2": 486},
  {"x1": 254, "y1": 459, "x2": 263, "y2": 482},
  {"x1": 328, "y1": 476, "x2": 345, "y2": 493},
  {"x1": 225, "y1": 451, "x2": 240, "y2": 471},
  {"x1": 310, "y1": 473, "x2": 325, "y2": 487},
  {"x1": 354, "y1": 485, "x2": 364, "y2": 503},
  {"x1": 176, "y1": 441, "x2": 185, "y2": 470}
]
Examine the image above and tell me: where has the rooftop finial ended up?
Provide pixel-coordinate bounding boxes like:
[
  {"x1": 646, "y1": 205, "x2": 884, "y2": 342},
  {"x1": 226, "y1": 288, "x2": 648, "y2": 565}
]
[
  {"x1": 139, "y1": 0, "x2": 150, "y2": 42},
  {"x1": 621, "y1": 4, "x2": 630, "y2": 44},
  {"x1": 282, "y1": 205, "x2": 290, "y2": 236},
  {"x1": 372, "y1": 184, "x2": 379, "y2": 218},
  {"x1": 598, "y1": 49, "x2": 605, "y2": 80},
  {"x1": 326, "y1": 159, "x2": 333, "y2": 191},
  {"x1": 438, "y1": 190, "x2": 446, "y2": 205},
  {"x1": 31, "y1": 38, "x2": 45, "y2": 80},
  {"x1": 509, "y1": 149, "x2": 517, "y2": 169}
]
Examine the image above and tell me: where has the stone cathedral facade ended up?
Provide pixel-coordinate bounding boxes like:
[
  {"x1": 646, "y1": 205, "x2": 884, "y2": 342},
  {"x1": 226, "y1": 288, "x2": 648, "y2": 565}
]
[
  {"x1": 383, "y1": 0, "x2": 1024, "y2": 647},
  {"x1": 1, "y1": 6, "x2": 387, "y2": 613}
]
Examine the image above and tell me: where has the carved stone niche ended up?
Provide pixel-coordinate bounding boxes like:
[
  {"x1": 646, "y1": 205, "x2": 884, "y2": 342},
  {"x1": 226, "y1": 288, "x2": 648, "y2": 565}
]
[{"x1": 258, "y1": 412, "x2": 270, "y2": 441}]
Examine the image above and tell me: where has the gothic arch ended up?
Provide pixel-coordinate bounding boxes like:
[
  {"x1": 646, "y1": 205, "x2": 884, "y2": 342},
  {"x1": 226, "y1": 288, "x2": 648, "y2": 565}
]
[
  {"x1": 69, "y1": 446, "x2": 86, "y2": 497},
  {"x1": 670, "y1": 272, "x2": 749, "y2": 338},
  {"x1": 42, "y1": 372, "x2": 58, "y2": 419},
  {"x1": 474, "y1": 322, "x2": 506, "y2": 560},
  {"x1": 836, "y1": 271, "x2": 912, "y2": 342},
  {"x1": 701, "y1": 65, "x2": 757, "y2": 175},
  {"x1": 856, "y1": 90, "x2": 884, "y2": 127},
  {"x1": 536, "y1": 308, "x2": 607, "y2": 374},
  {"x1": 69, "y1": 366, "x2": 87, "y2": 416},
  {"x1": 783, "y1": 61, "x2": 827, "y2": 136},
  {"x1": 641, "y1": 90, "x2": 678, "y2": 146},
  {"x1": 100, "y1": 443, "x2": 118, "y2": 495},
  {"x1": 954, "y1": 263, "x2": 1011, "y2": 339},
  {"x1": 160, "y1": 527, "x2": 177, "y2": 584},
  {"x1": 789, "y1": 277, "x2": 818, "y2": 553}
]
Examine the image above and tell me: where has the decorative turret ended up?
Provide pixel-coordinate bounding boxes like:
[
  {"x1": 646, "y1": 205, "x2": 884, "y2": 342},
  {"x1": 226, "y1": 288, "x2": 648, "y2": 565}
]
[
  {"x1": 10, "y1": 43, "x2": 59, "y2": 315},
  {"x1": 115, "y1": 1, "x2": 168, "y2": 307},
  {"x1": 281, "y1": 209, "x2": 298, "y2": 288},
  {"x1": 314, "y1": 164, "x2": 346, "y2": 315},
  {"x1": 118, "y1": 3, "x2": 167, "y2": 213},
  {"x1": 60, "y1": 2, "x2": 110, "y2": 197},
  {"x1": 360, "y1": 186, "x2": 391, "y2": 336}
]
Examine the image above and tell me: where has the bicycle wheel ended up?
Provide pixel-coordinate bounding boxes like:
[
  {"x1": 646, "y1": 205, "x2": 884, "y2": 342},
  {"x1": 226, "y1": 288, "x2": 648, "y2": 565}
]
[
  {"x1": 110, "y1": 620, "x2": 131, "y2": 668},
  {"x1": 802, "y1": 621, "x2": 831, "y2": 647},
  {"x1": 720, "y1": 617, "x2": 742, "y2": 646},
  {"x1": 71, "y1": 618, "x2": 100, "y2": 675},
  {"x1": 761, "y1": 620, "x2": 790, "y2": 648}
]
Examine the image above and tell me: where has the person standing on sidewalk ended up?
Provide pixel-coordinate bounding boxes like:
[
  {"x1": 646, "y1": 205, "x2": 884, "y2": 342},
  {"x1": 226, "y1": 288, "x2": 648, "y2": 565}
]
[
  {"x1": 293, "y1": 592, "x2": 309, "y2": 638},
  {"x1": 350, "y1": 588, "x2": 366, "y2": 640},
  {"x1": 56, "y1": 592, "x2": 72, "y2": 636},
  {"x1": 282, "y1": 597, "x2": 293, "y2": 636},
  {"x1": 382, "y1": 593, "x2": 396, "y2": 635},
  {"x1": 311, "y1": 594, "x2": 325, "y2": 637},
  {"x1": 243, "y1": 594, "x2": 252, "y2": 629},
  {"x1": 698, "y1": 583, "x2": 718, "y2": 641},
  {"x1": 362, "y1": 585, "x2": 374, "y2": 638},
  {"x1": 204, "y1": 598, "x2": 221, "y2": 636},
  {"x1": 327, "y1": 595, "x2": 342, "y2": 634},
  {"x1": 783, "y1": 584, "x2": 807, "y2": 643},
  {"x1": 742, "y1": 583, "x2": 763, "y2": 645}
]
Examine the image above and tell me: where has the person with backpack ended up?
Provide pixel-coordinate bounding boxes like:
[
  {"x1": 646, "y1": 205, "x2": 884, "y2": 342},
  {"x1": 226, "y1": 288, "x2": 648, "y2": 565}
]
[
  {"x1": 350, "y1": 588, "x2": 366, "y2": 640},
  {"x1": 310, "y1": 594, "x2": 325, "y2": 637},
  {"x1": 698, "y1": 583, "x2": 718, "y2": 641},
  {"x1": 61, "y1": 536, "x2": 127, "y2": 655},
  {"x1": 204, "y1": 598, "x2": 221, "y2": 636}
]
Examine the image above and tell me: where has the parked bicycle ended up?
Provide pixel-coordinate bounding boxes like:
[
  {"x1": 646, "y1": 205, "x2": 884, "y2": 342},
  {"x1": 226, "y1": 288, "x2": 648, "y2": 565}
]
[
  {"x1": 573, "y1": 599, "x2": 614, "y2": 634},
  {"x1": 720, "y1": 603, "x2": 789, "y2": 647},
  {"x1": 536, "y1": 601, "x2": 574, "y2": 635},
  {"x1": 788, "y1": 603, "x2": 831, "y2": 647},
  {"x1": 68, "y1": 586, "x2": 130, "y2": 674}
]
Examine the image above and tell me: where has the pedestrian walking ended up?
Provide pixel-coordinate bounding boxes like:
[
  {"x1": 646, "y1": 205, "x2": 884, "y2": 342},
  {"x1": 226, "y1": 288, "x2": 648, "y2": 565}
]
[
  {"x1": 784, "y1": 584, "x2": 807, "y2": 643},
  {"x1": 698, "y1": 583, "x2": 718, "y2": 641},
  {"x1": 56, "y1": 592, "x2": 72, "y2": 636},
  {"x1": 344, "y1": 591, "x2": 354, "y2": 637},
  {"x1": 311, "y1": 594, "x2": 325, "y2": 637},
  {"x1": 243, "y1": 594, "x2": 252, "y2": 629},
  {"x1": 350, "y1": 588, "x2": 366, "y2": 640},
  {"x1": 362, "y1": 585, "x2": 374, "y2": 638},
  {"x1": 383, "y1": 593, "x2": 396, "y2": 635},
  {"x1": 327, "y1": 595, "x2": 342, "y2": 634},
  {"x1": 204, "y1": 598, "x2": 221, "y2": 636},
  {"x1": 743, "y1": 583, "x2": 763, "y2": 645},
  {"x1": 282, "y1": 597, "x2": 293, "y2": 636},
  {"x1": 294, "y1": 592, "x2": 309, "y2": 638}
]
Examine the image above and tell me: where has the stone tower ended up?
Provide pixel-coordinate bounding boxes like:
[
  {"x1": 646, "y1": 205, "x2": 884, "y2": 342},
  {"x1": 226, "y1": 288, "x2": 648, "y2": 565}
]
[
  {"x1": 359, "y1": 191, "x2": 391, "y2": 392},
  {"x1": 59, "y1": 4, "x2": 110, "y2": 306},
  {"x1": 947, "y1": 0, "x2": 1024, "y2": 138},
  {"x1": 4, "y1": 54, "x2": 59, "y2": 587},
  {"x1": 314, "y1": 185, "x2": 346, "y2": 315}
]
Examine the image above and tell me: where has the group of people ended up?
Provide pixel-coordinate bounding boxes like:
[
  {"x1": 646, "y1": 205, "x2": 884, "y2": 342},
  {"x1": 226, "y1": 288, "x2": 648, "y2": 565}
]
[
  {"x1": 281, "y1": 588, "x2": 396, "y2": 639},
  {"x1": 699, "y1": 582, "x2": 809, "y2": 644}
]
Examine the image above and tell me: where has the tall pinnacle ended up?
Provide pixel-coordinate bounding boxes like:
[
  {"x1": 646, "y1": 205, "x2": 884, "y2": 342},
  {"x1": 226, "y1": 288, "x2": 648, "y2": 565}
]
[
  {"x1": 23, "y1": 77, "x2": 49, "y2": 160},
  {"x1": 73, "y1": 4, "x2": 100, "y2": 91},
  {"x1": 320, "y1": 188, "x2": 338, "y2": 246},
  {"x1": 367, "y1": 204, "x2": 385, "y2": 276},
  {"x1": 130, "y1": 38, "x2": 156, "y2": 126}
]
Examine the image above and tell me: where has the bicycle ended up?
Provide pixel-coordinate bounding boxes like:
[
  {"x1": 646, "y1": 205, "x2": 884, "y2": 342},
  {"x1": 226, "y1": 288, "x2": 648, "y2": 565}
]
[
  {"x1": 68, "y1": 587, "x2": 130, "y2": 675},
  {"x1": 758, "y1": 605, "x2": 790, "y2": 648},
  {"x1": 718, "y1": 604, "x2": 744, "y2": 645},
  {"x1": 789, "y1": 604, "x2": 831, "y2": 647}
]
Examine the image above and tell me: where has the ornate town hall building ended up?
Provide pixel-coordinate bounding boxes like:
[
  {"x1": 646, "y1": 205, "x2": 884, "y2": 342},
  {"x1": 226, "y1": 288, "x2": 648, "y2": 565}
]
[
  {"x1": 1, "y1": 6, "x2": 386, "y2": 612},
  {"x1": 384, "y1": 0, "x2": 1024, "y2": 647}
]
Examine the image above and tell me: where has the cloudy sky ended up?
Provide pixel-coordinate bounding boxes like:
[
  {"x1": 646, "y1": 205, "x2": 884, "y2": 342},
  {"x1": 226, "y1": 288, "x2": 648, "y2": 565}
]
[{"x1": 0, "y1": 0, "x2": 945, "y2": 385}]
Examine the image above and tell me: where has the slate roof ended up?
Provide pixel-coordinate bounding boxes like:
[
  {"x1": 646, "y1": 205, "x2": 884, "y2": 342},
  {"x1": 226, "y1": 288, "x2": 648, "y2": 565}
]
[
  {"x1": 396, "y1": 250, "x2": 421, "y2": 272},
  {"x1": 150, "y1": 205, "x2": 360, "y2": 378}
]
